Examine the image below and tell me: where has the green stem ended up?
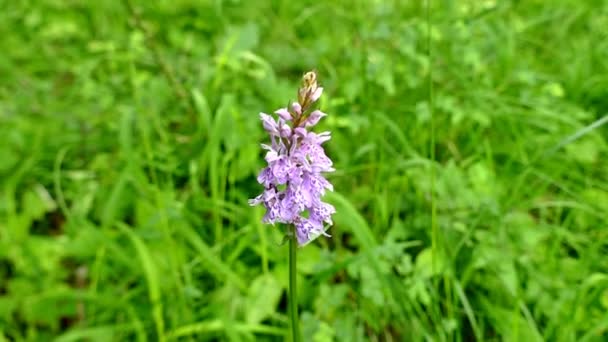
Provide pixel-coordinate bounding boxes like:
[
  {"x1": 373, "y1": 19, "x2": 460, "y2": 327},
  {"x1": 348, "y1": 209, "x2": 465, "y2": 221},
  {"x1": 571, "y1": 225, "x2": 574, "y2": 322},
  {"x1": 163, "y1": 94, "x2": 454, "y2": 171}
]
[{"x1": 289, "y1": 233, "x2": 300, "y2": 342}]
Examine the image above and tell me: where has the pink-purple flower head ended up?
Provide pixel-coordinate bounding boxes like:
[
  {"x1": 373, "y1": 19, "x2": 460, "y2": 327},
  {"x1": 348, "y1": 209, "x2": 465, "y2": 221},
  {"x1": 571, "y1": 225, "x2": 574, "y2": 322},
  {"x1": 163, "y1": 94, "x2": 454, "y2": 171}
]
[{"x1": 249, "y1": 71, "x2": 335, "y2": 246}]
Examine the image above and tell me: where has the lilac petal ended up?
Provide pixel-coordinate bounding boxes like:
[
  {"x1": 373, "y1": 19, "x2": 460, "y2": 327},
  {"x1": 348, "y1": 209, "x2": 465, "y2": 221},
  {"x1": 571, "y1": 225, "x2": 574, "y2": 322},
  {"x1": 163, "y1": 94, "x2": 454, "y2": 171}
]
[
  {"x1": 299, "y1": 180, "x2": 314, "y2": 207},
  {"x1": 294, "y1": 218, "x2": 314, "y2": 245},
  {"x1": 264, "y1": 149, "x2": 280, "y2": 163},
  {"x1": 270, "y1": 135, "x2": 289, "y2": 154},
  {"x1": 306, "y1": 172, "x2": 334, "y2": 196},
  {"x1": 311, "y1": 201, "x2": 336, "y2": 224},
  {"x1": 248, "y1": 194, "x2": 263, "y2": 206},
  {"x1": 262, "y1": 187, "x2": 278, "y2": 201},
  {"x1": 305, "y1": 131, "x2": 331, "y2": 145},
  {"x1": 309, "y1": 218, "x2": 330, "y2": 238},
  {"x1": 260, "y1": 113, "x2": 279, "y2": 134},
  {"x1": 289, "y1": 135, "x2": 300, "y2": 156},
  {"x1": 256, "y1": 167, "x2": 273, "y2": 187},
  {"x1": 275, "y1": 108, "x2": 292, "y2": 121},
  {"x1": 322, "y1": 177, "x2": 334, "y2": 191},
  {"x1": 262, "y1": 208, "x2": 279, "y2": 224},
  {"x1": 294, "y1": 127, "x2": 308, "y2": 138},
  {"x1": 298, "y1": 173, "x2": 333, "y2": 206},
  {"x1": 314, "y1": 172, "x2": 334, "y2": 192},
  {"x1": 311, "y1": 87, "x2": 323, "y2": 102},
  {"x1": 305, "y1": 110, "x2": 327, "y2": 127},
  {"x1": 278, "y1": 190, "x2": 301, "y2": 222},
  {"x1": 290, "y1": 184, "x2": 307, "y2": 208},
  {"x1": 262, "y1": 196, "x2": 281, "y2": 224},
  {"x1": 300, "y1": 143, "x2": 333, "y2": 173},
  {"x1": 310, "y1": 157, "x2": 334, "y2": 173},
  {"x1": 295, "y1": 218, "x2": 327, "y2": 246},
  {"x1": 315, "y1": 132, "x2": 332, "y2": 144},
  {"x1": 279, "y1": 124, "x2": 292, "y2": 138},
  {"x1": 270, "y1": 158, "x2": 293, "y2": 184},
  {"x1": 291, "y1": 102, "x2": 302, "y2": 115}
]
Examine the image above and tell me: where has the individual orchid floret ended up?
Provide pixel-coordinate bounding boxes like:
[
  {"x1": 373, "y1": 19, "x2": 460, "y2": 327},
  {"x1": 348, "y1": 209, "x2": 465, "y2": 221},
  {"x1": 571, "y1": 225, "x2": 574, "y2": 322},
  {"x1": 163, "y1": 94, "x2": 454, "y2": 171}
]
[
  {"x1": 304, "y1": 110, "x2": 327, "y2": 127},
  {"x1": 275, "y1": 108, "x2": 293, "y2": 121},
  {"x1": 291, "y1": 102, "x2": 302, "y2": 116}
]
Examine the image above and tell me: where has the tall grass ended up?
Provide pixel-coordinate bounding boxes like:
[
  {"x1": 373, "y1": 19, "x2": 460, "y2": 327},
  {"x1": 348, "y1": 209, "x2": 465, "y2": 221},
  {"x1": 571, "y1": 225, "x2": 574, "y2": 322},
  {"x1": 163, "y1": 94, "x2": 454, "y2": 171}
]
[{"x1": 0, "y1": 0, "x2": 607, "y2": 341}]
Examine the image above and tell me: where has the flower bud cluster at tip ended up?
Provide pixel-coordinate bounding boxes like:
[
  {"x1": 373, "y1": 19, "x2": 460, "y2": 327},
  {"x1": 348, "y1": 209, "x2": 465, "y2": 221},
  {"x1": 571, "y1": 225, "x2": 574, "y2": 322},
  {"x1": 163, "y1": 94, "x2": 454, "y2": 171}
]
[
  {"x1": 297, "y1": 71, "x2": 323, "y2": 112},
  {"x1": 249, "y1": 71, "x2": 335, "y2": 246}
]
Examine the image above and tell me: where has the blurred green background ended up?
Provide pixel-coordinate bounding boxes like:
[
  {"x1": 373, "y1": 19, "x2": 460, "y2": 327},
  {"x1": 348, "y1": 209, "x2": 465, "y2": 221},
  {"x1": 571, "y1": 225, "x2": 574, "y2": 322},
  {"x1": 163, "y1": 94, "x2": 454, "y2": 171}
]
[{"x1": 1, "y1": 0, "x2": 607, "y2": 341}]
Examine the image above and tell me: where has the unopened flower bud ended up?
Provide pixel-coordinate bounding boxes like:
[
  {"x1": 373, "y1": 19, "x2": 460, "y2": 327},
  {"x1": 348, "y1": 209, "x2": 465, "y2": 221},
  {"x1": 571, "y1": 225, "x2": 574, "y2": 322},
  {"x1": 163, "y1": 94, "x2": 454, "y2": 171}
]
[{"x1": 298, "y1": 71, "x2": 322, "y2": 110}]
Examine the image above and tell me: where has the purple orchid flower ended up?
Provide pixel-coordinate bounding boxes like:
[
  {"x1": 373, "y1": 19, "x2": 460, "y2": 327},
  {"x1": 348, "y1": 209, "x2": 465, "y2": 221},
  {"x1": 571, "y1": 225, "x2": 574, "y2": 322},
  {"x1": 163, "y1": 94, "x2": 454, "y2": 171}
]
[{"x1": 249, "y1": 71, "x2": 335, "y2": 246}]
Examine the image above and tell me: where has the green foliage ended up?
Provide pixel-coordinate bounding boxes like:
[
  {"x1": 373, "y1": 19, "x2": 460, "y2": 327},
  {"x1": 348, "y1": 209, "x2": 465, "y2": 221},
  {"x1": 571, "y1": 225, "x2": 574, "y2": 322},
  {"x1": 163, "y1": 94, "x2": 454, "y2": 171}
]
[{"x1": 1, "y1": 0, "x2": 607, "y2": 340}]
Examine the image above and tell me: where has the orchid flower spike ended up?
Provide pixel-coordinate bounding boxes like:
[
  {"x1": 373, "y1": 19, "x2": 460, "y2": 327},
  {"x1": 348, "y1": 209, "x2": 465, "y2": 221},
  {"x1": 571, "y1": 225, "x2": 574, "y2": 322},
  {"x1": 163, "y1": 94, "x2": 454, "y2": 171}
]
[{"x1": 249, "y1": 71, "x2": 335, "y2": 246}]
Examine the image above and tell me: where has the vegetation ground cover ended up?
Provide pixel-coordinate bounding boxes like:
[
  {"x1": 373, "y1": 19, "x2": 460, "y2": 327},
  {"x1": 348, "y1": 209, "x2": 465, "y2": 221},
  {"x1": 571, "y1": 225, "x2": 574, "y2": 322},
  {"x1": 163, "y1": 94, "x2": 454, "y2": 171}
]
[{"x1": 0, "y1": 0, "x2": 607, "y2": 340}]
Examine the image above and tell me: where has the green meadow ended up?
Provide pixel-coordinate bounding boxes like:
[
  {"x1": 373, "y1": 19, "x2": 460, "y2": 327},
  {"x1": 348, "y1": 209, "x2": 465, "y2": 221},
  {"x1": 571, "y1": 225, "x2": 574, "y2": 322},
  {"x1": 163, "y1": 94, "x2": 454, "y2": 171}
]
[{"x1": 1, "y1": 0, "x2": 607, "y2": 340}]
